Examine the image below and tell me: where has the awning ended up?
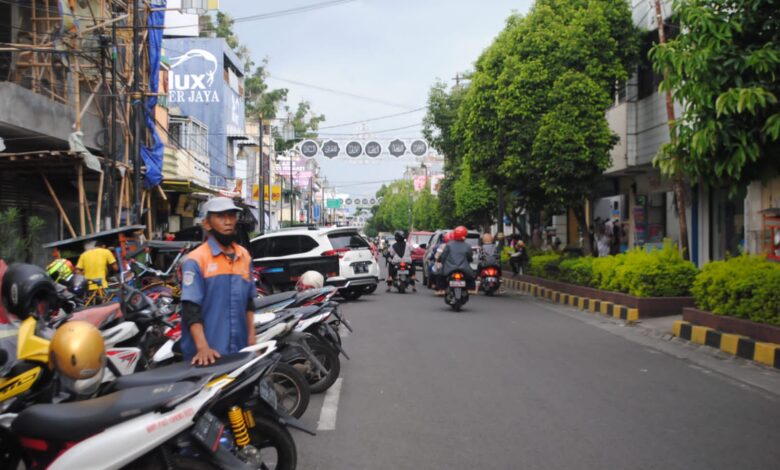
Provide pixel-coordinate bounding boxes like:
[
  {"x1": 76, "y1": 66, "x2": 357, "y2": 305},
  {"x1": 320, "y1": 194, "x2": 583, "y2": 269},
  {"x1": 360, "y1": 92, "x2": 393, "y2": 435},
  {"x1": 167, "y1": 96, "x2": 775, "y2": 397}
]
[
  {"x1": 162, "y1": 179, "x2": 218, "y2": 195},
  {"x1": 228, "y1": 134, "x2": 258, "y2": 146},
  {"x1": 42, "y1": 225, "x2": 146, "y2": 249}
]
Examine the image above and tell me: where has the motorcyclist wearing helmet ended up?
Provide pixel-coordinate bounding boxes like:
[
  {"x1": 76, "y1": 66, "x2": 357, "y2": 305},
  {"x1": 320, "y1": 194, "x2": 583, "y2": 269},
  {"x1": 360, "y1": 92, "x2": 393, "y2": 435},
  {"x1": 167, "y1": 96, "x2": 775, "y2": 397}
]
[
  {"x1": 296, "y1": 270, "x2": 325, "y2": 291},
  {"x1": 386, "y1": 230, "x2": 416, "y2": 292},
  {"x1": 431, "y1": 231, "x2": 451, "y2": 295},
  {"x1": 180, "y1": 197, "x2": 256, "y2": 366},
  {"x1": 437, "y1": 226, "x2": 475, "y2": 294},
  {"x1": 479, "y1": 233, "x2": 501, "y2": 273}
]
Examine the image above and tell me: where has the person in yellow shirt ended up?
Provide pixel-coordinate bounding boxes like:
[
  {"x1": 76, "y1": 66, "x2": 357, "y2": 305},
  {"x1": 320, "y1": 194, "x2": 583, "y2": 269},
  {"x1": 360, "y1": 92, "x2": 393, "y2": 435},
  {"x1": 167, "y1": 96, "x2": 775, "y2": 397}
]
[{"x1": 75, "y1": 241, "x2": 118, "y2": 290}]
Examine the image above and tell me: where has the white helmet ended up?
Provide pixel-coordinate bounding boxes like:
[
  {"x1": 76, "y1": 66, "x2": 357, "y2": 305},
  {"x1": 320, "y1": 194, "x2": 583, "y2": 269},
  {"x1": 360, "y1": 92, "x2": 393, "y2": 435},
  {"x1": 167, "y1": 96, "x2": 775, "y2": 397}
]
[{"x1": 296, "y1": 271, "x2": 324, "y2": 291}]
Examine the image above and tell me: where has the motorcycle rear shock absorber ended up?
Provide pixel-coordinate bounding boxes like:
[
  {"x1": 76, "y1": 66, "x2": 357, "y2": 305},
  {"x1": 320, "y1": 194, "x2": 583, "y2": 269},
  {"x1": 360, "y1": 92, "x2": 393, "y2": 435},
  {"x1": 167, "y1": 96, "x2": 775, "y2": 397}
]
[{"x1": 228, "y1": 406, "x2": 250, "y2": 447}]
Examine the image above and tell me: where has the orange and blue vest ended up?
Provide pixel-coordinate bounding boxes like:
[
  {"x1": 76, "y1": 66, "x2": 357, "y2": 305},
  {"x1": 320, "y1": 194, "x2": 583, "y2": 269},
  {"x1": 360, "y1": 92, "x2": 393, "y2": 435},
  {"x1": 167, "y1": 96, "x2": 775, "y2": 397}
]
[{"x1": 180, "y1": 237, "x2": 255, "y2": 359}]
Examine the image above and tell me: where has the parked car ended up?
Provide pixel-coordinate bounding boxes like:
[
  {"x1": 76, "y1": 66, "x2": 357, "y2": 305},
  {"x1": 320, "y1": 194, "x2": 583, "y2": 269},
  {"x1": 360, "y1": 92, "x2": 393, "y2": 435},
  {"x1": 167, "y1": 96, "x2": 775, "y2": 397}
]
[
  {"x1": 408, "y1": 231, "x2": 433, "y2": 267},
  {"x1": 250, "y1": 226, "x2": 380, "y2": 300},
  {"x1": 422, "y1": 229, "x2": 481, "y2": 288}
]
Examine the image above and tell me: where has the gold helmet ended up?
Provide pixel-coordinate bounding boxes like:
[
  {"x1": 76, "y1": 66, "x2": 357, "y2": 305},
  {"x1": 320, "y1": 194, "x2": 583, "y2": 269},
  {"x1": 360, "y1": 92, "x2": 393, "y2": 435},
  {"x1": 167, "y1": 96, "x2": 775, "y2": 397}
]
[{"x1": 50, "y1": 321, "x2": 106, "y2": 396}]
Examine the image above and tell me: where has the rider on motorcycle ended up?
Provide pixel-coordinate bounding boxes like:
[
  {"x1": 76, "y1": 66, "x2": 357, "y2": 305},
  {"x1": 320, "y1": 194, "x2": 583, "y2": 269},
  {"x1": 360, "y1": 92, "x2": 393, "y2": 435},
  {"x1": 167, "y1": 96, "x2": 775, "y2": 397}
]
[
  {"x1": 478, "y1": 233, "x2": 501, "y2": 274},
  {"x1": 386, "y1": 230, "x2": 416, "y2": 293},
  {"x1": 437, "y1": 226, "x2": 475, "y2": 295}
]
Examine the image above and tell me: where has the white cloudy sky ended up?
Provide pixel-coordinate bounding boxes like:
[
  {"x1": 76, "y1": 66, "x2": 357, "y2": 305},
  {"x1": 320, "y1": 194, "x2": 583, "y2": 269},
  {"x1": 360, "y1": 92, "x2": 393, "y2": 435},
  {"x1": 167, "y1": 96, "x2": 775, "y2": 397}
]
[{"x1": 219, "y1": 0, "x2": 533, "y2": 198}]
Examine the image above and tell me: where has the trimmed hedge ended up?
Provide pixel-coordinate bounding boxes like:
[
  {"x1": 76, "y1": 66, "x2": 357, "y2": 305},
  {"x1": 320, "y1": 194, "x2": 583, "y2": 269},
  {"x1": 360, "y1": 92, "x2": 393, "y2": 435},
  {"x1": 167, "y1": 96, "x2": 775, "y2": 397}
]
[
  {"x1": 525, "y1": 241, "x2": 698, "y2": 298},
  {"x1": 691, "y1": 255, "x2": 780, "y2": 326}
]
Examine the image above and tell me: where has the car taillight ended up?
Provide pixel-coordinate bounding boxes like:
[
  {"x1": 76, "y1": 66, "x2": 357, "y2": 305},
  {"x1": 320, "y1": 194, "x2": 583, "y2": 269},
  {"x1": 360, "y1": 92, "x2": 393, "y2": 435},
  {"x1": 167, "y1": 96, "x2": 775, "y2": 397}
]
[
  {"x1": 322, "y1": 247, "x2": 351, "y2": 259},
  {"x1": 453, "y1": 272, "x2": 463, "y2": 280}
]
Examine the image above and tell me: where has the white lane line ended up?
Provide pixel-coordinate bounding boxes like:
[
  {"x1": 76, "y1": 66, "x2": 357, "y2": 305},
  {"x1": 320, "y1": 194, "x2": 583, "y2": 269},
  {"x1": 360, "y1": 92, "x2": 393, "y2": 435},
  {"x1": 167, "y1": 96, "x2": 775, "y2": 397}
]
[{"x1": 317, "y1": 377, "x2": 343, "y2": 431}]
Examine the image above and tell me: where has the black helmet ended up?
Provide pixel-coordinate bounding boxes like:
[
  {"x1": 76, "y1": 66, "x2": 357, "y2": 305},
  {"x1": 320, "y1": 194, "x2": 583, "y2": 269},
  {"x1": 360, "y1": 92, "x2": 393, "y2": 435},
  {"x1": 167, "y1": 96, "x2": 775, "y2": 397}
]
[
  {"x1": 394, "y1": 230, "x2": 405, "y2": 243},
  {"x1": 68, "y1": 274, "x2": 88, "y2": 298},
  {"x1": 1, "y1": 263, "x2": 58, "y2": 320}
]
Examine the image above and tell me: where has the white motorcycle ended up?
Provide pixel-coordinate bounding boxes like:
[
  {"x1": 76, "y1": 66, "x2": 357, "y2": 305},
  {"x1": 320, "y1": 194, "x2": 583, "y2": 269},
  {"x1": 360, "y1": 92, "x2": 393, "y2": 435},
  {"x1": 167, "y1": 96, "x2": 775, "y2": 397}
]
[{"x1": 9, "y1": 341, "x2": 311, "y2": 470}]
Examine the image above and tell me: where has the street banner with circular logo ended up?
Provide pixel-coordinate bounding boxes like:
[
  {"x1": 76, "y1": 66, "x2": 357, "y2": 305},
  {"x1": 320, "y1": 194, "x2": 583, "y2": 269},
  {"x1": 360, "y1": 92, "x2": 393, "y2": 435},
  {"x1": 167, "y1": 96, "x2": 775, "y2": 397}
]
[
  {"x1": 365, "y1": 141, "x2": 382, "y2": 158},
  {"x1": 300, "y1": 140, "x2": 319, "y2": 158},
  {"x1": 411, "y1": 139, "x2": 428, "y2": 156},
  {"x1": 369, "y1": 198, "x2": 376, "y2": 204},
  {"x1": 346, "y1": 141, "x2": 362, "y2": 158},
  {"x1": 389, "y1": 139, "x2": 406, "y2": 157},
  {"x1": 321, "y1": 140, "x2": 340, "y2": 159},
  {"x1": 361, "y1": 198, "x2": 368, "y2": 205},
  {"x1": 345, "y1": 198, "x2": 353, "y2": 205}
]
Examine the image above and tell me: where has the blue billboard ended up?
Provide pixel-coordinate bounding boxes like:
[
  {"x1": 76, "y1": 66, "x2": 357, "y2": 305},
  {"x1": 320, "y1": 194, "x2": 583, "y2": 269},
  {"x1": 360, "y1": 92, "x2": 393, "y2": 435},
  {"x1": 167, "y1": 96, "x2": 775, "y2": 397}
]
[{"x1": 163, "y1": 37, "x2": 246, "y2": 188}]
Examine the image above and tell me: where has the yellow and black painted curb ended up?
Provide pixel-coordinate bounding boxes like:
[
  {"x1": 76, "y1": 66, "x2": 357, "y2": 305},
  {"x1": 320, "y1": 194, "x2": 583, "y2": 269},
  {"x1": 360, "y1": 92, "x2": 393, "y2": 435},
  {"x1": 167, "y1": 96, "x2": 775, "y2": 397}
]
[
  {"x1": 672, "y1": 321, "x2": 780, "y2": 369},
  {"x1": 503, "y1": 277, "x2": 639, "y2": 322}
]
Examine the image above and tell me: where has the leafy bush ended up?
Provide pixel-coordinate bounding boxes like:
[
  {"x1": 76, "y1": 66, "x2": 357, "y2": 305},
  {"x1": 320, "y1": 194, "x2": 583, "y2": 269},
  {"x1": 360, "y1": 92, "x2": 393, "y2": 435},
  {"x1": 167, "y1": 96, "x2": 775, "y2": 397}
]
[
  {"x1": 500, "y1": 246, "x2": 515, "y2": 264},
  {"x1": 692, "y1": 255, "x2": 780, "y2": 326},
  {"x1": 0, "y1": 208, "x2": 44, "y2": 263},
  {"x1": 527, "y1": 240, "x2": 697, "y2": 298},
  {"x1": 612, "y1": 242, "x2": 698, "y2": 297},
  {"x1": 527, "y1": 252, "x2": 564, "y2": 279},
  {"x1": 559, "y1": 257, "x2": 594, "y2": 286}
]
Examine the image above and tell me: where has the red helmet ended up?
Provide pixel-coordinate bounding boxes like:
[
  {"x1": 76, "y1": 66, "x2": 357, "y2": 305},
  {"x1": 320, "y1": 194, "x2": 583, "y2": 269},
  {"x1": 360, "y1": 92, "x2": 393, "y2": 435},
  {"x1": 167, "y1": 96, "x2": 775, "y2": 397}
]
[
  {"x1": 453, "y1": 226, "x2": 468, "y2": 241},
  {"x1": 442, "y1": 231, "x2": 452, "y2": 243}
]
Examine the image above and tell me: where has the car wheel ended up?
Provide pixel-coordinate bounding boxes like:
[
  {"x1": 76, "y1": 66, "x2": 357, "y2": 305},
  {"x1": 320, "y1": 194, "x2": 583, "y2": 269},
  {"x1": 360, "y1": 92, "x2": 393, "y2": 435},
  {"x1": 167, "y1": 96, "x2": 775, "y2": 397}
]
[
  {"x1": 340, "y1": 288, "x2": 363, "y2": 300},
  {"x1": 362, "y1": 284, "x2": 377, "y2": 294}
]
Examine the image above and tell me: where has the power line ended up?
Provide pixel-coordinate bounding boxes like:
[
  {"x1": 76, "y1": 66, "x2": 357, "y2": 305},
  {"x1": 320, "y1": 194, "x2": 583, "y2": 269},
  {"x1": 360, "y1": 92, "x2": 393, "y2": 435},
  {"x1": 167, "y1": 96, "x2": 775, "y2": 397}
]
[
  {"x1": 318, "y1": 107, "x2": 426, "y2": 130},
  {"x1": 233, "y1": 0, "x2": 358, "y2": 23},
  {"x1": 266, "y1": 74, "x2": 417, "y2": 110}
]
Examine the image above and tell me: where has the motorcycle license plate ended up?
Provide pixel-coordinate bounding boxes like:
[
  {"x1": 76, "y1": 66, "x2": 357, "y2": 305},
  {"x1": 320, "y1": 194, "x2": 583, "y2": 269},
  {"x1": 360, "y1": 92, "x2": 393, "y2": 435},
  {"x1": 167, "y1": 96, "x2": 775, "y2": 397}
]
[
  {"x1": 259, "y1": 379, "x2": 278, "y2": 409},
  {"x1": 484, "y1": 277, "x2": 497, "y2": 283},
  {"x1": 398, "y1": 270, "x2": 409, "y2": 275},
  {"x1": 449, "y1": 280, "x2": 466, "y2": 287}
]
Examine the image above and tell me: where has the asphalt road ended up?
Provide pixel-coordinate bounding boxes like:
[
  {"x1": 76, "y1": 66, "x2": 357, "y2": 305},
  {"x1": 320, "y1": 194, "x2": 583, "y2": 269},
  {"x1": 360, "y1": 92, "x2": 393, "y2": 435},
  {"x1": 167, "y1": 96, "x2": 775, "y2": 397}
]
[{"x1": 293, "y1": 284, "x2": 780, "y2": 470}]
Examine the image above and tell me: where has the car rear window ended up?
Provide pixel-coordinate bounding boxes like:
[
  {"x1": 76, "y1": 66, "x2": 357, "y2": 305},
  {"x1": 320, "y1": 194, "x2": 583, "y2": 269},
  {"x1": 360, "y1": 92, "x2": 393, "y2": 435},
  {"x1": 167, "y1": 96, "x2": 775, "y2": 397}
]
[
  {"x1": 409, "y1": 234, "x2": 429, "y2": 245},
  {"x1": 465, "y1": 234, "x2": 480, "y2": 247},
  {"x1": 328, "y1": 232, "x2": 369, "y2": 250}
]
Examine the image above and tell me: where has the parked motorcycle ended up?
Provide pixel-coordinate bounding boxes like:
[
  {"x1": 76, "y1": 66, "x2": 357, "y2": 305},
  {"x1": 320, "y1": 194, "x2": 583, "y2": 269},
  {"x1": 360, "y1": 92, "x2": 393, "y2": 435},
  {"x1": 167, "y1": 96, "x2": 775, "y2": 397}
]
[
  {"x1": 444, "y1": 271, "x2": 470, "y2": 312},
  {"x1": 11, "y1": 340, "x2": 310, "y2": 469}
]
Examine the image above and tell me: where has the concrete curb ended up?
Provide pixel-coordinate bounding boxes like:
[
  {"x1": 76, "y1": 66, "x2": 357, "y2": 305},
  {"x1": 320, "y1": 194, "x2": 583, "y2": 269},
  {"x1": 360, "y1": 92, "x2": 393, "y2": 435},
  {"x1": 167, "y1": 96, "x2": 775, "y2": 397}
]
[
  {"x1": 672, "y1": 320, "x2": 780, "y2": 370},
  {"x1": 503, "y1": 277, "x2": 639, "y2": 322}
]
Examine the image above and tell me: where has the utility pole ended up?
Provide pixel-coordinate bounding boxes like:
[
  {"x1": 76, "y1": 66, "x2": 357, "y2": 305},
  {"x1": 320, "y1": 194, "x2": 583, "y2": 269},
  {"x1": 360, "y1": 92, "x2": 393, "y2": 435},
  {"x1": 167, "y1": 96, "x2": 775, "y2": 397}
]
[
  {"x1": 258, "y1": 115, "x2": 264, "y2": 234},
  {"x1": 654, "y1": 0, "x2": 690, "y2": 260},
  {"x1": 109, "y1": 14, "x2": 117, "y2": 229},
  {"x1": 131, "y1": 0, "x2": 143, "y2": 225},
  {"x1": 99, "y1": 31, "x2": 110, "y2": 229},
  {"x1": 289, "y1": 154, "x2": 294, "y2": 224}
]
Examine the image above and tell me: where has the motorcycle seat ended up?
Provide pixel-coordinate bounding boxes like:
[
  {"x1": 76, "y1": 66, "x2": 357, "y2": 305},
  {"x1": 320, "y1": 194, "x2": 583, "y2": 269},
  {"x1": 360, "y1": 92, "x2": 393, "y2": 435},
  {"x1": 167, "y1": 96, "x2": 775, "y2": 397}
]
[
  {"x1": 109, "y1": 352, "x2": 253, "y2": 391},
  {"x1": 255, "y1": 311, "x2": 296, "y2": 334},
  {"x1": 69, "y1": 302, "x2": 123, "y2": 329},
  {"x1": 253, "y1": 291, "x2": 297, "y2": 311},
  {"x1": 12, "y1": 381, "x2": 197, "y2": 442}
]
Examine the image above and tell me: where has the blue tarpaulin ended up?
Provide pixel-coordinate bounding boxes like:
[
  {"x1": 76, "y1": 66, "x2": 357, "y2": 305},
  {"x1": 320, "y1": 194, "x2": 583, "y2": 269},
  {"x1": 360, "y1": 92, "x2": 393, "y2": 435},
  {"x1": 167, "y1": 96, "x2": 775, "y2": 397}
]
[{"x1": 142, "y1": 1, "x2": 166, "y2": 189}]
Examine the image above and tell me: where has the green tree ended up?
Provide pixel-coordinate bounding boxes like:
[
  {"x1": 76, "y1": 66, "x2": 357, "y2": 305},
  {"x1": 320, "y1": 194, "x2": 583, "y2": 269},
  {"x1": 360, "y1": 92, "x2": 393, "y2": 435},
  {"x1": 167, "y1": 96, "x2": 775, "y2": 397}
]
[
  {"x1": 244, "y1": 60, "x2": 288, "y2": 120},
  {"x1": 455, "y1": 0, "x2": 638, "y2": 252},
  {"x1": 453, "y1": 165, "x2": 496, "y2": 229},
  {"x1": 650, "y1": 0, "x2": 780, "y2": 193},
  {"x1": 422, "y1": 80, "x2": 470, "y2": 227},
  {"x1": 274, "y1": 101, "x2": 326, "y2": 151}
]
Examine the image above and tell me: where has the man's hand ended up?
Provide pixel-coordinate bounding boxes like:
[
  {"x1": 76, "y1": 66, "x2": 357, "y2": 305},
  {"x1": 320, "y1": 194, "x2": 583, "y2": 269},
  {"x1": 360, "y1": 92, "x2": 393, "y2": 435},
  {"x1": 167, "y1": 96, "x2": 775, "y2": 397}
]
[
  {"x1": 247, "y1": 334, "x2": 257, "y2": 347},
  {"x1": 192, "y1": 346, "x2": 221, "y2": 366}
]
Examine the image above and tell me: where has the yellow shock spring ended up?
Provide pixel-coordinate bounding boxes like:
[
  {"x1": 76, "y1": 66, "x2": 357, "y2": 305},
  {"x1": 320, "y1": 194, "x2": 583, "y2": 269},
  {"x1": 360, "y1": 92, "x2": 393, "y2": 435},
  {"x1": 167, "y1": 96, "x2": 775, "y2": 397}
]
[
  {"x1": 227, "y1": 406, "x2": 250, "y2": 447},
  {"x1": 243, "y1": 409, "x2": 256, "y2": 428}
]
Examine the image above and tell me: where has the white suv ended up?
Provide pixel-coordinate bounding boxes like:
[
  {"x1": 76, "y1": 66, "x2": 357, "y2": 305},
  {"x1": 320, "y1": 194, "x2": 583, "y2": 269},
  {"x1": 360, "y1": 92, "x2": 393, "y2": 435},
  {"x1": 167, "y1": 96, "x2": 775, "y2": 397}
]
[{"x1": 250, "y1": 226, "x2": 380, "y2": 300}]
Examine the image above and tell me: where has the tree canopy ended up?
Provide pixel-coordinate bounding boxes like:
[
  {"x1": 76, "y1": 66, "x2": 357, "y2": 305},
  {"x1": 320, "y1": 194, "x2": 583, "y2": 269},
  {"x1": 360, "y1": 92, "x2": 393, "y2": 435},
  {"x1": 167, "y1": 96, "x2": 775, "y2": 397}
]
[
  {"x1": 366, "y1": 181, "x2": 443, "y2": 234},
  {"x1": 650, "y1": 0, "x2": 780, "y2": 193}
]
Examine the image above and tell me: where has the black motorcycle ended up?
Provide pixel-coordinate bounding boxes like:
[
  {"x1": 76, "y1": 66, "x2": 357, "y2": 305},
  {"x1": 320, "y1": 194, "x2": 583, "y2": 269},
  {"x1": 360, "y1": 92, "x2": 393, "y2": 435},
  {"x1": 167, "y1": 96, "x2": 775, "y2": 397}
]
[{"x1": 444, "y1": 271, "x2": 470, "y2": 311}]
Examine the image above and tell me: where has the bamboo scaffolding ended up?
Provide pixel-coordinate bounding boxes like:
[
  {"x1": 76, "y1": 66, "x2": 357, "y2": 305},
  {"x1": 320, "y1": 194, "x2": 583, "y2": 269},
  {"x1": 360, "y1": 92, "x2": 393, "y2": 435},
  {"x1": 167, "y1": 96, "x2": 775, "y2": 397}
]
[
  {"x1": 42, "y1": 174, "x2": 77, "y2": 238},
  {"x1": 77, "y1": 163, "x2": 86, "y2": 235},
  {"x1": 96, "y1": 170, "x2": 104, "y2": 232}
]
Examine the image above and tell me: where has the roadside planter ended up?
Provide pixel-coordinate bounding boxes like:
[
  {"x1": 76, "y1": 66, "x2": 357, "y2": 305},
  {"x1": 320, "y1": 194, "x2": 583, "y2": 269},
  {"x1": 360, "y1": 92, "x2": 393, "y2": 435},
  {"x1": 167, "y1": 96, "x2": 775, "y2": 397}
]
[
  {"x1": 670, "y1": 308, "x2": 780, "y2": 369},
  {"x1": 505, "y1": 274, "x2": 695, "y2": 321}
]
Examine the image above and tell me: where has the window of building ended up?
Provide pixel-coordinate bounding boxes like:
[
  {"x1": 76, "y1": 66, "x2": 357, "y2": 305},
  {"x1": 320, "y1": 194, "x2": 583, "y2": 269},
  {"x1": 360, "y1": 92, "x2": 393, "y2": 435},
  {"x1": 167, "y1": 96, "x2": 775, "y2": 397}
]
[{"x1": 169, "y1": 116, "x2": 208, "y2": 156}]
